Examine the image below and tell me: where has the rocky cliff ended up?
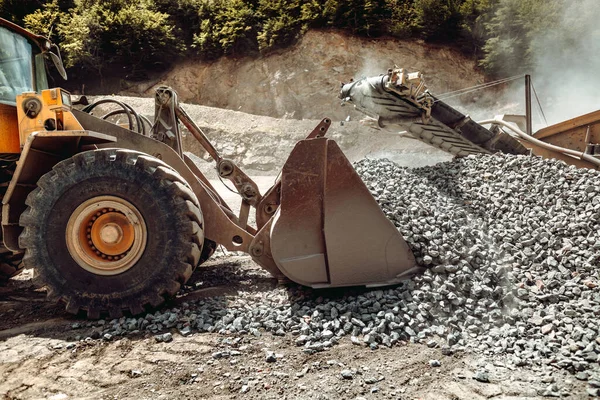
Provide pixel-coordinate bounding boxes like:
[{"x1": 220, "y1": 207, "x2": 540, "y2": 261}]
[{"x1": 121, "y1": 30, "x2": 484, "y2": 121}]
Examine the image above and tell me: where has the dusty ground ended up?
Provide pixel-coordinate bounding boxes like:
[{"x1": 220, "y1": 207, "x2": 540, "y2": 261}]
[
  {"x1": 0, "y1": 256, "x2": 589, "y2": 400},
  {"x1": 0, "y1": 167, "x2": 591, "y2": 399}
]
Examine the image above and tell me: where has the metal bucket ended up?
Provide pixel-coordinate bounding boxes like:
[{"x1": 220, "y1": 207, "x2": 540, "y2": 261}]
[{"x1": 269, "y1": 137, "x2": 422, "y2": 288}]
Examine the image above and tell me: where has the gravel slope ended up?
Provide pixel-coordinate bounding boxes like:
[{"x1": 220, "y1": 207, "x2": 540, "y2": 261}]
[{"x1": 90, "y1": 95, "x2": 452, "y2": 176}]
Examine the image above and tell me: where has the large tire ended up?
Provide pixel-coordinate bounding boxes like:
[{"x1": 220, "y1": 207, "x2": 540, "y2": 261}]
[{"x1": 19, "y1": 149, "x2": 204, "y2": 318}]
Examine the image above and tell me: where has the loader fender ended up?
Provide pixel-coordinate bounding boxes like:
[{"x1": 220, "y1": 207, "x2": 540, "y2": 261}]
[{"x1": 2, "y1": 130, "x2": 116, "y2": 251}]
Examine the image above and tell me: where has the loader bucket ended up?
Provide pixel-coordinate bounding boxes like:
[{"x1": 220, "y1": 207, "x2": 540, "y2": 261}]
[{"x1": 269, "y1": 138, "x2": 422, "y2": 288}]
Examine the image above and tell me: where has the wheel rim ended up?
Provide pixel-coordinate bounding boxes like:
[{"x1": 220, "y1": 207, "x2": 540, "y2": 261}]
[{"x1": 66, "y1": 196, "x2": 147, "y2": 276}]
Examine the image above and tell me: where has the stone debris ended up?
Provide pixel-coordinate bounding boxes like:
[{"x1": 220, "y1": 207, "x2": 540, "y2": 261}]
[
  {"x1": 428, "y1": 359, "x2": 441, "y2": 367},
  {"x1": 72, "y1": 154, "x2": 599, "y2": 388},
  {"x1": 130, "y1": 370, "x2": 142, "y2": 378},
  {"x1": 340, "y1": 369, "x2": 354, "y2": 380},
  {"x1": 473, "y1": 370, "x2": 490, "y2": 383},
  {"x1": 265, "y1": 351, "x2": 277, "y2": 363},
  {"x1": 154, "y1": 332, "x2": 173, "y2": 343}
]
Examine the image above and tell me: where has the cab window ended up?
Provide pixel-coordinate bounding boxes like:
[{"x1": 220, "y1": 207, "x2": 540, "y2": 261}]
[{"x1": 0, "y1": 26, "x2": 34, "y2": 105}]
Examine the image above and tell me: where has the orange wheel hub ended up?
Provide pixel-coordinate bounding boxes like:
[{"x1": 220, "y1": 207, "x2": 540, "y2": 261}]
[{"x1": 67, "y1": 196, "x2": 147, "y2": 276}]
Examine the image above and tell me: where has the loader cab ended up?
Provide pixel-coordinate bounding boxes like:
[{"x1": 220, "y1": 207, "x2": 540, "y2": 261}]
[
  {"x1": 0, "y1": 25, "x2": 48, "y2": 105},
  {"x1": 0, "y1": 17, "x2": 59, "y2": 104},
  {"x1": 0, "y1": 18, "x2": 66, "y2": 153}
]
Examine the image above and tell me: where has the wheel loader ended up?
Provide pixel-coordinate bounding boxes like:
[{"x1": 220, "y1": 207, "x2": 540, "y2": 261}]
[{"x1": 0, "y1": 18, "x2": 422, "y2": 318}]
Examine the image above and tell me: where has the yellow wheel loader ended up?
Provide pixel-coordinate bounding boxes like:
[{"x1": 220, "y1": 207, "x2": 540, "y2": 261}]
[{"x1": 0, "y1": 18, "x2": 420, "y2": 318}]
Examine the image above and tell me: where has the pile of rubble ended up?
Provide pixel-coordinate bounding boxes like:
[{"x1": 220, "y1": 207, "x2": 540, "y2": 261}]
[
  {"x1": 360, "y1": 155, "x2": 599, "y2": 374},
  {"x1": 81, "y1": 154, "x2": 600, "y2": 395}
]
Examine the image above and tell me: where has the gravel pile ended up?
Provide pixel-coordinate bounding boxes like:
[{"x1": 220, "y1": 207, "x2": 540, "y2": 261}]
[
  {"x1": 359, "y1": 154, "x2": 600, "y2": 389},
  {"x1": 76, "y1": 154, "x2": 599, "y2": 394}
]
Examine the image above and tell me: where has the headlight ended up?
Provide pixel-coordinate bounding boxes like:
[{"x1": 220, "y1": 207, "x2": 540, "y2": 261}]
[
  {"x1": 60, "y1": 89, "x2": 71, "y2": 108},
  {"x1": 22, "y1": 97, "x2": 42, "y2": 119}
]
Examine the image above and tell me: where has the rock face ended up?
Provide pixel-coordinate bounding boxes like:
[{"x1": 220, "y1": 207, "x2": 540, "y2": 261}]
[{"x1": 122, "y1": 30, "x2": 484, "y2": 121}]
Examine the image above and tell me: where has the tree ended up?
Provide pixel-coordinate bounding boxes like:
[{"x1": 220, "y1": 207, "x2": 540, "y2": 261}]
[
  {"x1": 192, "y1": 0, "x2": 258, "y2": 59},
  {"x1": 0, "y1": 0, "x2": 47, "y2": 24},
  {"x1": 458, "y1": 0, "x2": 494, "y2": 58},
  {"x1": 414, "y1": 0, "x2": 464, "y2": 42},
  {"x1": 57, "y1": 0, "x2": 182, "y2": 77},
  {"x1": 256, "y1": 0, "x2": 316, "y2": 51},
  {"x1": 23, "y1": 0, "x2": 67, "y2": 43},
  {"x1": 480, "y1": 0, "x2": 561, "y2": 76},
  {"x1": 385, "y1": 0, "x2": 420, "y2": 38},
  {"x1": 323, "y1": 0, "x2": 389, "y2": 37},
  {"x1": 109, "y1": 0, "x2": 184, "y2": 72},
  {"x1": 153, "y1": 0, "x2": 202, "y2": 47}
]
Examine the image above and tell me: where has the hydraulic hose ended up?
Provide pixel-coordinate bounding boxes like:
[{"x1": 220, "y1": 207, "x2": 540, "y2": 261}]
[{"x1": 478, "y1": 119, "x2": 600, "y2": 168}]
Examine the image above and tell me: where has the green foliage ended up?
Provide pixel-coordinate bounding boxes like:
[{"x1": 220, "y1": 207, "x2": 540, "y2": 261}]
[
  {"x1": 58, "y1": 0, "x2": 183, "y2": 74},
  {"x1": 256, "y1": 0, "x2": 318, "y2": 50},
  {"x1": 458, "y1": 0, "x2": 493, "y2": 56},
  {"x1": 153, "y1": 0, "x2": 202, "y2": 46},
  {"x1": 23, "y1": 0, "x2": 67, "y2": 43},
  {"x1": 480, "y1": 0, "x2": 561, "y2": 76},
  {"x1": 322, "y1": 0, "x2": 389, "y2": 36},
  {"x1": 414, "y1": 0, "x2": 463, "y2": 41},
  {"x1": 108, "y1": 0, "x2": 184, "y2": 67},
  {"x1": 56, "y1": 1, "x2": 101, "y2": 70},
  {"x1": 0, "y1": 0, "x2": 570, "y2": 81},
  {"x1": 386, "y1": 0, "x2": 420, "y2": 38},
  {"x1": 0, "y1": 0, "x2": 46, "y2": 24},
  {"x1": 192, "y1": 0, "x2": 257, "y2": 59}
]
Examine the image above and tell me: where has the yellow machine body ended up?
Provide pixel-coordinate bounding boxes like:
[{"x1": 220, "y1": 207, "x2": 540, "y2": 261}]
[
  {"x1": 0, "y1": 17, "x2": 419, "y2": 318},
  {"x1": 16, "y1": 88, "x2": 82, "y2": 146},
  {"x1": 0, "y1": 103, "x2": 20, "y2": 153}
]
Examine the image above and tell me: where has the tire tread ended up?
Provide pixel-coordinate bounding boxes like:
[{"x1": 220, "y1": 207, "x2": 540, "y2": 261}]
[{"x1": 19, "y1": 149, "x2": 204, "y2": 318}]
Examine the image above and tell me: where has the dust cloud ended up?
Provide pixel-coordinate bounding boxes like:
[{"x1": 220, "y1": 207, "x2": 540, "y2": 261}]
[
  {"x1": 529, "y1": 0, "x2": 600, "y2": 126},
  {"x1": 342, "y1": 1, "x2": 600, "y2": 131},
  {"x1": 443, "y1": 0, "x2": 600, "y2": 129}
]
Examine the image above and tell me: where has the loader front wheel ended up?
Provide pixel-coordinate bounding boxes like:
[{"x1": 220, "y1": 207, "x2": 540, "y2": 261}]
[{"x1": 19, "y1": 149, "x2": 204, "y2": 318}]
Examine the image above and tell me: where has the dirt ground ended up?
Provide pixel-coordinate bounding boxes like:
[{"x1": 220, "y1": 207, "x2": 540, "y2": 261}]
[{"x1": 0, "y1": 254, "x2": 590, "y2": 400}]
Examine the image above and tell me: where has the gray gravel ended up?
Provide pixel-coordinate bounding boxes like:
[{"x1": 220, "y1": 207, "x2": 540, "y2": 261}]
[{"x1": 82, "y1": 153, "x2": 599, "y2": 393}]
